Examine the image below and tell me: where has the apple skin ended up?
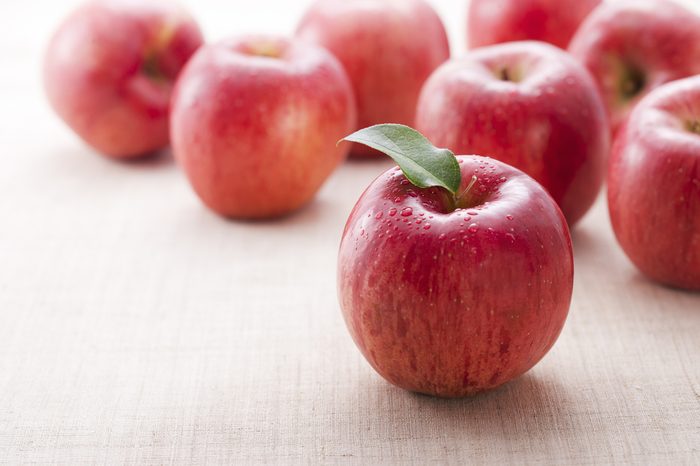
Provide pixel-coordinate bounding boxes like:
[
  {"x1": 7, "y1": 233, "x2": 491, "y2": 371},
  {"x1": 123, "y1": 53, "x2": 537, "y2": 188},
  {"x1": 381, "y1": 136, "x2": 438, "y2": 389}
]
[
  {"x1": 170, "y1": 36, "x2": 356, "y2": 219},
  {"x1": 338, "y1": 156, "x2": 573, "y2": 397},
  {"x1": 296, "y1": 0, "x2": 450, "y2": 157},
  {"x1": 569, "y1": 0, "x2": 700, "y2": 135},
  {"x1": 608, "y1": 76, "x2": 700, "y2": 290},
  {"x1": 44, "y1": 0, "x2": 203, "y2": 159},
  {"x1": 468, "y1": 0, "x2": 600, "y2": 50},
  {"x1": 415, "y1": 41, "x2": 609, "y2": 226}
]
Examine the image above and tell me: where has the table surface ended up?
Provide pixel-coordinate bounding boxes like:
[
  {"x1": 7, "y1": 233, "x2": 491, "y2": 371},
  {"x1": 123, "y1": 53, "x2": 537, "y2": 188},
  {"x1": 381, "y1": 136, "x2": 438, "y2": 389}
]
[{"x1": 1, "y1": 0, "x2": 699, "y2": 464}]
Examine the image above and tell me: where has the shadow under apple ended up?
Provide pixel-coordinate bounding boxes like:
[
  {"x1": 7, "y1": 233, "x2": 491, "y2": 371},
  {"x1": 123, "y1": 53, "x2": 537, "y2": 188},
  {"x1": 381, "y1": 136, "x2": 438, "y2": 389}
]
[{"x1": 333, "y1": 369, "x2": 584, "y2": 459}]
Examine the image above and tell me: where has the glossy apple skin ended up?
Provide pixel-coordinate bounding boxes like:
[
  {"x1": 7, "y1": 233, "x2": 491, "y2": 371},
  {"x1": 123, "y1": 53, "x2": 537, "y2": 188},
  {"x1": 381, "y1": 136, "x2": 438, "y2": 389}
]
[
  {"x1": 44, "y1": 0, "x2": 203, "y2": 159},
  {"x1": 170, "y1": 36, "x2": 356, "y2": 219},
  {"x1": 569, "y1": 0, "x2": 700, "y2": 135},
  {"x1": 416, "y1": 41, "x2": 609, "y2": 226},
  {"x1": 608, "y1": 77, "x2": 700, "y2": 290},
  {"x1": 338, "y1": 156, "x2": 573, "y2": 398},
  {"x1": 468, "y1": 0, "x2": 600, "y2": 49},
  {"x1": 297, "y1": 0, "x2": 450, "y2": 157}
]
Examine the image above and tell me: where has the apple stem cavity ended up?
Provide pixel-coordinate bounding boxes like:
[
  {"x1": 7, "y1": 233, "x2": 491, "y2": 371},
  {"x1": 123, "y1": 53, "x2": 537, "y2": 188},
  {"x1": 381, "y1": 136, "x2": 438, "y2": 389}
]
[
  {"x1": 142, "y1": 54, "x2": 166, "y2": 82},
  {"x1": 620, "y1": 65, "x2": 645, "y2": 100},
  {"x1": 341, "y1": 124, "x2": 462, "y2": 196},
  {"x1": 244, "y1": 40, "x2": 284, "y2": 59}
]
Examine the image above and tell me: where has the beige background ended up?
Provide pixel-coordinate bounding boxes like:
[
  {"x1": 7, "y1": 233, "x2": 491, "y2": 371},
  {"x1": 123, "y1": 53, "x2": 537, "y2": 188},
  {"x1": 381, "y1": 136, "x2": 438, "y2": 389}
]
[{"x1": 1, "y1": 0, "x2": 699, "y2": 464}]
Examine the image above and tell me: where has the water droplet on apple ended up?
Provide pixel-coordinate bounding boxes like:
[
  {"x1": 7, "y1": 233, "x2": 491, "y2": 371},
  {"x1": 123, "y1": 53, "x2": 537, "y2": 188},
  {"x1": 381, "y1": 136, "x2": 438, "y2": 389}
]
[
  {"x1": 375, "y1": 212, "x2": 383, "y2": 219},
  {"x1": 468, "y1": 224, "x2": 479, "y2": 233},
  {"x1": 506, "y1": 215, "x2": 513, "y2": 221},
  {"x1": 388, "y1": 208, "x2": 397, "y2": 217},
  {"x1": 424, "y1": 224, "x2": 431, "y2": 230},
  {"x1": 401, "y1": 207, "x2": 413, "y2": 217}
]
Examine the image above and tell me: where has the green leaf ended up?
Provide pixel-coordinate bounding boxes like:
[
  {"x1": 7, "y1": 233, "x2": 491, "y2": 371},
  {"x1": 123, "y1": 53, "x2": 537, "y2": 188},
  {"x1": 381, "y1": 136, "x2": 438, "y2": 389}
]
[{"x1": 342, "y1": 124, "x2": 461, "y2": 194}]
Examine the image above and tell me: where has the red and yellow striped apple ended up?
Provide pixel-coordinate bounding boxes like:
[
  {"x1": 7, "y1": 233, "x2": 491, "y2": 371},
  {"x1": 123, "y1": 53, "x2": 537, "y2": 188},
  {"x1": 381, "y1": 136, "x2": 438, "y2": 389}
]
[
  {"x1": 468, "y1": 0, "x2": 600, "y2": 50},
  {"x1": 338, "y1": 126, "x2": 573, "y2": 397},
  {"x1": 608, "y1": 76, "x2": 700, "y2": 290},
  {"x1": 416, "y1": 41, "x2": 609, "y2": 226},
  {"x1": 297, "y1": 0, "x2": 449, "y2": 157},
  {"x1": 170, "y1": 36, "x2": 356, "y2": 219},
  {"x1": 569, "y1": 0, "x2": 700, "y2": 135},
  {"x1": 44, "y1": 0, "x2": 203, "y2": 159}
]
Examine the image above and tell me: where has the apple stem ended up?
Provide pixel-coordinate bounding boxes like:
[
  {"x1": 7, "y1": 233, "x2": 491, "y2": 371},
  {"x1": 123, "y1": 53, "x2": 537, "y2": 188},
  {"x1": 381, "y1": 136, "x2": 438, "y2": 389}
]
[{"x1": 457, "y1": 175, "x2": 478, "y2": 203}]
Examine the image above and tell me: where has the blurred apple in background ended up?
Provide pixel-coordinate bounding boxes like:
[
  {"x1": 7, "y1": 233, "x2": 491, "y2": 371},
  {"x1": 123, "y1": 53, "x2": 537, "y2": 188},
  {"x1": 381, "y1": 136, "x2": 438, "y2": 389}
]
[
  {"x1": 416, "y1": 41, "x2": 608, "y2": 226},
  {"x1": 338, "y1": 125, "x2": 573, "y2": 397},
  {"x1": 569, "y1": 0, "x2": 700, "y2": 135},
  {"x1": 608, "y1": 76, "x2": 700, "y2": 290},
  {"x1": 44, "y1": 0, "x2": 203, "y2": 159},
  {"x1": 170, "y1": 35, "x2": 356, "y2": 219},
  {"x1": 468, "y1": 0, "x2": 600, "y2": 49},
  {"x1": 296, "y1": 0, "x2": 449, "y2": 157}
]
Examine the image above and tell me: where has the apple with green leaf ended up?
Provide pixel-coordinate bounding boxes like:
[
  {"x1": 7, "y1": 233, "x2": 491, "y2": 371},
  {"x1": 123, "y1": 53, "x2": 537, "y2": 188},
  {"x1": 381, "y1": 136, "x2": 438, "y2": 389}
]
[{"x1": 338, "y1": 124, "x2": 573, "y2": 397}]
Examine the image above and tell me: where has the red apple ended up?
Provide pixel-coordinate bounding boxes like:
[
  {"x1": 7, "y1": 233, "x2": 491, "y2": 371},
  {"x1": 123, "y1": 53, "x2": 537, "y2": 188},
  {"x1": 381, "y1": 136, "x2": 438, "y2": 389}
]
[
  {"x1": 415, "y1": 41, "x2": 609, "y2": 226},
  {"x1": 608, "y1": 76, "x2": 700, "y2": 290},
  {"x1": 569, "y1": 0, "x2": 700, "y2": 135},
  {"x1": 44, "y1": 0, "x2": 203, "y2": 159},
  {"x1": 338, "y1": 154, "x2": 573, "y2": 398},
  {"x1": 170, "y1": 36, "x2": 356, "y2": 219},
  {"x1": 468, "y1": 0, "x2": 600, "y2": 50},
  {"x1": 296, "y1": 0, "x2": 450, "y2": 157}
]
